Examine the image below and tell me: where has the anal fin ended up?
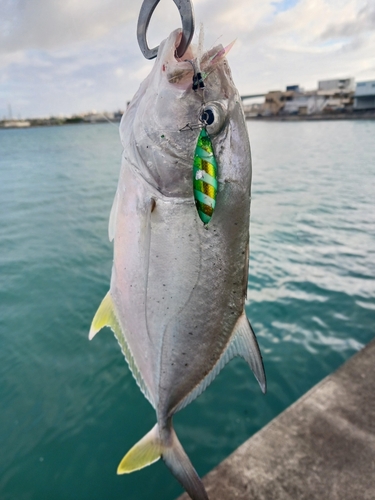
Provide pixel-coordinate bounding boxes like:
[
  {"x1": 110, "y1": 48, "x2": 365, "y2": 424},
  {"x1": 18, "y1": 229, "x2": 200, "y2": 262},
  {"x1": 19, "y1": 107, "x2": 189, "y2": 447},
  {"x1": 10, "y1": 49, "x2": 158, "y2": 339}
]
[{"x1": 117, "y1": 424, "x2": 162, "y2": 474}]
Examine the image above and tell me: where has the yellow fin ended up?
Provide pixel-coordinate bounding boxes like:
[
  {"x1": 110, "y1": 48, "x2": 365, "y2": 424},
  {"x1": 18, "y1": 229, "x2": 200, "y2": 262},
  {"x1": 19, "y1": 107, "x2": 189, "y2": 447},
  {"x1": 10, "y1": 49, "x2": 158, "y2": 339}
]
[
  {"x1": 117, "y1": 424, "x2": 162, "y2": 474},
  {"x1": 88, "y1": 291, "x2": 155, "y2": 407},
  {"x1": 89, "y1": 291, "x2": 118, "y2": 340}
]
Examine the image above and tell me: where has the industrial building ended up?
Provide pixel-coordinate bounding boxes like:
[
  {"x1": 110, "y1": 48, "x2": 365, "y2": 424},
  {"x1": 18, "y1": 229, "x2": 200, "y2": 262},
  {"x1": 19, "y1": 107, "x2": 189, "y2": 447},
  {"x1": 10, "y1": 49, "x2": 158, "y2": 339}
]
[
  {"x1": 354, "y1": 80, "x2": 375, "y2": 110},
  {"x1": 243, "y1": 77, "x2": 362, "y2": 118},
  {"x1": 318, "y1": 78, "x2": 355, "y2": 92}
]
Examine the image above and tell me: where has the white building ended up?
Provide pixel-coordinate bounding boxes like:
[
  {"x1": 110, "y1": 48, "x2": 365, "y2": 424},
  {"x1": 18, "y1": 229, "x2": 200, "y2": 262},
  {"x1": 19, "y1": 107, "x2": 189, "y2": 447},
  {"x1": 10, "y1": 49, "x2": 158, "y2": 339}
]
[
  {"x1": 318, "y1": 78, "x2": 355, "y2": 92},
  {"x1": 354, "y1": 80, "x2": 375, "y2": 110},
  {"x1": 282, "y1": 93, "x2": 326, "y2": 115}
]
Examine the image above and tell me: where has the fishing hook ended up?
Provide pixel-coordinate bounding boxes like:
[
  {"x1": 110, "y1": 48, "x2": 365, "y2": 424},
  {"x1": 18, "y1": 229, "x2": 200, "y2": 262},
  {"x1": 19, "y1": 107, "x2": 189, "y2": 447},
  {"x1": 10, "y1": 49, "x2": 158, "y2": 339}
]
[{"x1": 137, "y1": 0, "x2": 195, "y2": 60}]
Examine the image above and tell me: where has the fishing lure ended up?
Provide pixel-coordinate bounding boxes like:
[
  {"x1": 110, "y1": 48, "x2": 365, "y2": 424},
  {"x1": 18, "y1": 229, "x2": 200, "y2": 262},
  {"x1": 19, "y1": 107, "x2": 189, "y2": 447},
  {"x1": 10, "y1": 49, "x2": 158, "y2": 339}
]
[
  {"x1": 185, "y1": 59, "x2": 218, "y2": 225},
  {"x1": 193, "y1": 127, "x2": 218, "y2": 224}
]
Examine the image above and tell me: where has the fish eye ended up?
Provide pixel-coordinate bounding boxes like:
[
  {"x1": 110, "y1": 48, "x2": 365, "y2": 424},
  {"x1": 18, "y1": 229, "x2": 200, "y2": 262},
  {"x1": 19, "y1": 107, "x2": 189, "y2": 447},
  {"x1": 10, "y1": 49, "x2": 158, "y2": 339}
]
[
  {"x1": 200, "y1": 108, "x2": 215, "y2": 125},
  {"x1": 199, "y1": 101, "x2": 227, "y2": 135}
]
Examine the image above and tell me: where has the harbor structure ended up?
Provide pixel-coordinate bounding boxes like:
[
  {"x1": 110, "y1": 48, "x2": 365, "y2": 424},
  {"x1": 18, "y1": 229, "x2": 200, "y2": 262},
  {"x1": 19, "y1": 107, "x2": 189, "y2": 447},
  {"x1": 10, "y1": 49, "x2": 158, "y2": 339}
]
[
  {"x1": 178, "y1": 338, "x2": 375, "y2": 500},
  {"x1": 243, "y1": 77, "x2": 358, "y2": 118},
  {"x1": 318, "y1": 78, "x2": 355, "y2": 92},
  {"x1": 316, "y1": 78, "x2": 355, "y2": 113},
  {"x1": 2, "y1": 120, "x2": 31, "y2": 128},
  {"x1": 354, "y1": 80, "x2": 375, "y2": 110}
]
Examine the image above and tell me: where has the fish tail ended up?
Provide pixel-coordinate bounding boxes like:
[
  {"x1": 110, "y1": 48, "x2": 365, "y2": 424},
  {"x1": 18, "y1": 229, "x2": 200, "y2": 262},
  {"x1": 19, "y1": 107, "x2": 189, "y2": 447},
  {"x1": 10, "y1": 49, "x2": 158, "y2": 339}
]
[
  {"x1": 117, "y1": 421, "x2": 209, "y2": 500},
  {"x1": 162, "y1": 422, "x2": 209, "y2": 500}
]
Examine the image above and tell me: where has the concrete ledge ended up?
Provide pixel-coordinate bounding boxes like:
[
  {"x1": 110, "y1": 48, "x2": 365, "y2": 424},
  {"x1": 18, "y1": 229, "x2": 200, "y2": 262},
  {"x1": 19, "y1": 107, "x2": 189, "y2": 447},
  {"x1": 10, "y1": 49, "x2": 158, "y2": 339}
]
[{"x1": 178, "y1": 338, "x2": 375, "y2": 500}]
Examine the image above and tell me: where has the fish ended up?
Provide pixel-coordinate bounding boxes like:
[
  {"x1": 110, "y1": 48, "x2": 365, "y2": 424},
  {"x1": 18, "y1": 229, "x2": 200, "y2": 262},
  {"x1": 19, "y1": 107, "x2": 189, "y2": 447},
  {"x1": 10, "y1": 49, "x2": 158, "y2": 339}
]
[{"x1": 89, "y1": 28, "x2": 266, "y2": 500}]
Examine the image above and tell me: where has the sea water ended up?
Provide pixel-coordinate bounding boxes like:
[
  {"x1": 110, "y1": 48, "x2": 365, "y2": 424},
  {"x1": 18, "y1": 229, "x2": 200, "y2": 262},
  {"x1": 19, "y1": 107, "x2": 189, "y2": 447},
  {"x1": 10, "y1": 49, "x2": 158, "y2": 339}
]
[{"x1": 1, "y1": 120, "x2": 374, "y2": 500}]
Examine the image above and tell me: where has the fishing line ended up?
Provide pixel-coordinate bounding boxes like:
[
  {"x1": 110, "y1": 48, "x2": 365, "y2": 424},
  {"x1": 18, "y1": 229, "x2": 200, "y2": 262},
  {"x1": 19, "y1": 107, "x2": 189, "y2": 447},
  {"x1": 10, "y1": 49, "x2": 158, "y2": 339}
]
[
  {"x1": 178, "y1": 60, "x2": 207, "y2": 131},
  {"x1": 98, "y1": 112, "x2": 119, "y2": 128}
]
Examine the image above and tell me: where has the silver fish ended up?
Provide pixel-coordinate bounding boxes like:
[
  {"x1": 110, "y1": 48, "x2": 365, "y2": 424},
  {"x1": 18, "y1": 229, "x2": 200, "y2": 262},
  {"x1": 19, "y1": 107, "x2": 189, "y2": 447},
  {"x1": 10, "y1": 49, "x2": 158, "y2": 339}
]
[{"x1": 89, "y1": 29, "x2": 266, "y2": 500}]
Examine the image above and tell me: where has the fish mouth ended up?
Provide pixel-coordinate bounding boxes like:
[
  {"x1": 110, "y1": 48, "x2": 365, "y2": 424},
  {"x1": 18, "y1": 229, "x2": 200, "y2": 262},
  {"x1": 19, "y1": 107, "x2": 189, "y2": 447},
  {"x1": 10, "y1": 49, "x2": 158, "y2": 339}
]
[
  {"x1": 159, "y1": 29, "x2": 195, "y2": 90},
  {"x1": 159, "y1": 29, "x2": 235, "y2": 92}
]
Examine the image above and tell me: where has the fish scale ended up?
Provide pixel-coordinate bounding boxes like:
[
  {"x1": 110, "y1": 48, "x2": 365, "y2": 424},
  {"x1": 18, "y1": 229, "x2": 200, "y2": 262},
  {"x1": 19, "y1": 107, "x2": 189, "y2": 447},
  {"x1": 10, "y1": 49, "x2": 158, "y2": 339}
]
[{"x1": 193, "y1": 128, "x2": 218, "y2": 224}]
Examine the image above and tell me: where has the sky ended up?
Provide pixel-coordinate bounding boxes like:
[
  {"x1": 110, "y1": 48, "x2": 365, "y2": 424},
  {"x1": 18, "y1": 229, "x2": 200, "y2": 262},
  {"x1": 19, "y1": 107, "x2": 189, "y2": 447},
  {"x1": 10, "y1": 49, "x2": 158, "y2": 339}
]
[{"x1": 1, "y1": 0, "x2": 375, "y2": 118}]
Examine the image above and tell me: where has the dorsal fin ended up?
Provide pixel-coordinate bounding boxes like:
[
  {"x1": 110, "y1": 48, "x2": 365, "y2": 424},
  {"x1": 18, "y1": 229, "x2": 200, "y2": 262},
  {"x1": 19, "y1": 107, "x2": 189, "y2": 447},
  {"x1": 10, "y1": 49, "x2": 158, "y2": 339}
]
[
  {"x1": 173, "y1": 312, "x2": 266, "y2": 413},
  {"x1": 89, "y1": 292, "x2": 155, "y2": 407}
]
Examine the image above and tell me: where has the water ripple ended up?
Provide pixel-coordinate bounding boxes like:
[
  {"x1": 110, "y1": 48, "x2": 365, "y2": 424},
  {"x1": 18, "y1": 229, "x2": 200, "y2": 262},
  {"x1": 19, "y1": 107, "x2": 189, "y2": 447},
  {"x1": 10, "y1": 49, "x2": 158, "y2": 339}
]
[{"x1": 0, "y1": 121, "x2": 374, "y2": 500}]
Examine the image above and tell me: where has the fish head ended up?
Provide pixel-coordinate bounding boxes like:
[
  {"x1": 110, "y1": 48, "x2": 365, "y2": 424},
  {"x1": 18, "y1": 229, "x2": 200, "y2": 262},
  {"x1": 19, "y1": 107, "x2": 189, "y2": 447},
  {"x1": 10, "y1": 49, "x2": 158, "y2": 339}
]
[{"x1": 120, "y1": 29, "x2": 250, "y2": 198}]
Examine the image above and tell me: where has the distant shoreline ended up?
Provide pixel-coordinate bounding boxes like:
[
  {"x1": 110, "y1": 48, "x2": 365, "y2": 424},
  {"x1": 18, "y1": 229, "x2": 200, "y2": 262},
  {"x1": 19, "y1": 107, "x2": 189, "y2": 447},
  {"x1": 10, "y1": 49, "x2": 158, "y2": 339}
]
[
  {"x1": 1, "y1": 111, "x2": 375, "y2": 130},
  {"x1": 0, "y1": 116, "x2": 122, "y2": 130}
]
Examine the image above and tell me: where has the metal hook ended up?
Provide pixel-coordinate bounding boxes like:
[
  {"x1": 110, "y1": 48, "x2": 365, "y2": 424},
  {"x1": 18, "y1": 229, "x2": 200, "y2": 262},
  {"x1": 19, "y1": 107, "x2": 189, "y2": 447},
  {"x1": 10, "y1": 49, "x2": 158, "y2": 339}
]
[{"x1": 137, "y1": 0, "x2": 195, "y2": 60}]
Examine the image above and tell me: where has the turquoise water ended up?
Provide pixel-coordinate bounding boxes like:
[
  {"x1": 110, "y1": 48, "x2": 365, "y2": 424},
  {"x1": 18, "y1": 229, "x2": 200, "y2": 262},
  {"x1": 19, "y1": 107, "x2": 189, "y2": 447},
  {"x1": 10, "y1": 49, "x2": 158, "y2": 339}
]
[{"x1": 1, "y1": 120, "x2": 374, "y2": 500}]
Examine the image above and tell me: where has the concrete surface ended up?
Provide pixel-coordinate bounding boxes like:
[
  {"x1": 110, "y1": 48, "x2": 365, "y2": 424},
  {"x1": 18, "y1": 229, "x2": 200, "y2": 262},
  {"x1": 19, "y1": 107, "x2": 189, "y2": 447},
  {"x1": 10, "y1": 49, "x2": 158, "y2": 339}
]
[{"x1": 177, "y1": 338, "x2": 375, "y2": 500}]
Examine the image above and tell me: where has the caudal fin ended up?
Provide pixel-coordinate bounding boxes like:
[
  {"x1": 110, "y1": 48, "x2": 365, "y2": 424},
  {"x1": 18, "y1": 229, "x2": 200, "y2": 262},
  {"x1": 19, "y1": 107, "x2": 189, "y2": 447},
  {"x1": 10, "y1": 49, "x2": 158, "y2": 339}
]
[
  {"x1": 163, "y1": 425, "x2": 209, "y2": 500},
  {"x1": 117, "y1": 423, "x2": 209, "y2": 500}
]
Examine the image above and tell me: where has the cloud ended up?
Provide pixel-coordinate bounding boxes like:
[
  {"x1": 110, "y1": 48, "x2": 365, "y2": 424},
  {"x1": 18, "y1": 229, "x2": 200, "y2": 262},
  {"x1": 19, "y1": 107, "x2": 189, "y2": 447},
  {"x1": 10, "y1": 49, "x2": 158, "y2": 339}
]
[
  {"x1": 0, "y1": 0, "x2": 138, "y2": 54},
  {"x1": 1, "y1": 0, "x2": 375, "y2": 118},
  {"x1": 320, "y1": 1, "x2": 375, "y2": 39}
]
